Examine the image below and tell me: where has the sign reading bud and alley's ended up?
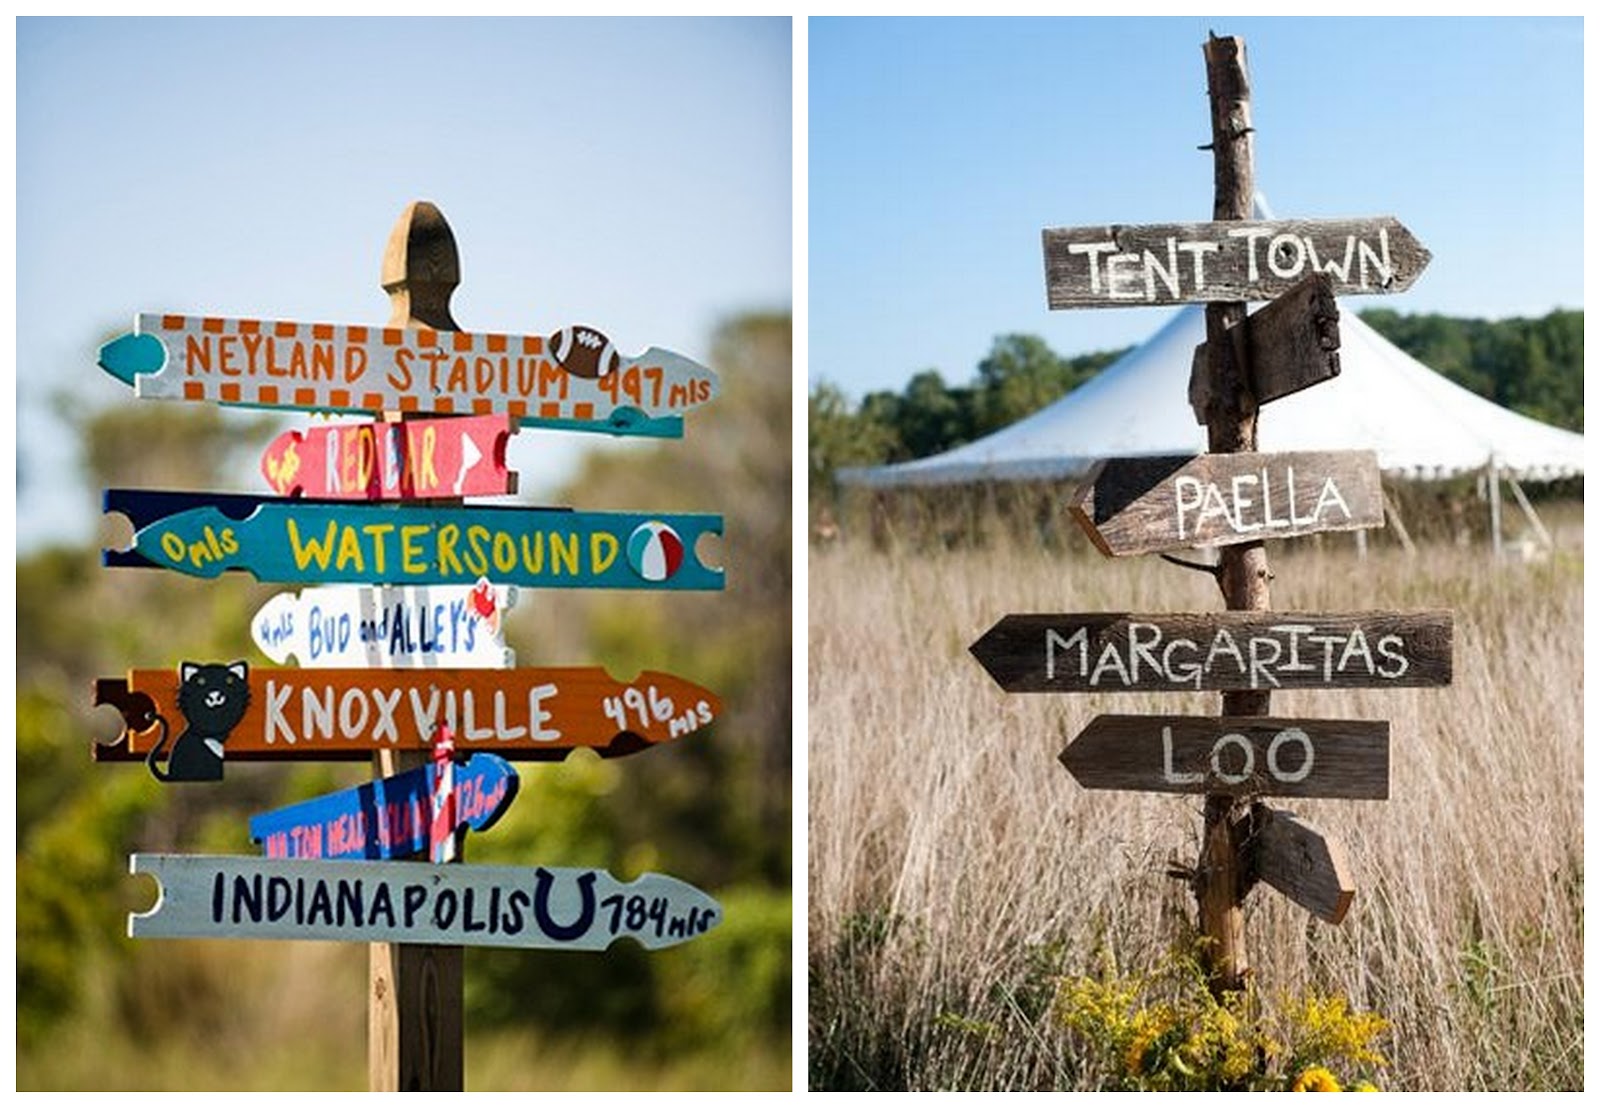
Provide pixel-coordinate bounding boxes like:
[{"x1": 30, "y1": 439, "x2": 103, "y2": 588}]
[
  {"x1": 102, "y1": 489, "x2": 722, "y2": 591},
  {"x1": 94, "y1": 664, "x2": 721, "y2": 775},
  {"x1": 1041, "y1": 217, "x2": 1430, "y2": 309},
  {"x1": 129, "y1": 854, "x2": 720, "y2": 951},
  {"x1": 99, "y1": 314, "x2": 718, "y2": 437},
  {"x1": 1069, "y1": 450, "x2": 1384, "y2": 557},
  {"x1": 969, "y1": 611, "x2": 1453, "y2": 693},
  {"x1": 253, "y1": 583, "x2": 517, "y2": 669}
]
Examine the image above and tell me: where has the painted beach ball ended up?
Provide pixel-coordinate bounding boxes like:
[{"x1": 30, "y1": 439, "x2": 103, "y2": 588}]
[{"x1": 626, "y1": 521, "x2": 685, "y2": 582}]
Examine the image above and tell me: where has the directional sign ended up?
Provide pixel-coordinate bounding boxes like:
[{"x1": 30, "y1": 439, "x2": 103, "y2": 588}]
[
  {"x1": 1068, "y1": 451, "x2": 1384, "y2": 557},
  {"x1": 252, "y1": 583, "x2": 517, "y2": 669},
  {"x1": 1189, "y1": 272, "x2": 1341, "y2": 422},
  {"x1": 1042, "y1": 217, "x2": 1430, "y2": 308},
  {"x1": 969, "y1": 611, "x2": 1453, "y2": 693},
  {"x1": 129, "y1": 854, "x2": 721, "y2": 950},
  {"x1": 250, "y1": 752, "x2": 518, "y2": 860},
  {"x1": 93, "y1": 664, "x2": 721, "y2": 773},
  {"x1": 1250, "y1": 807, "x2": 1356, "y2": 924},
  {"x1": 98, "y1": 314, "x2": 718, "y2": 438},
  {"x1": 261, "y1": 414, "x2": 516, "y2": 500},
  {"x1": 102, "y1": 489, "x2": 724, "y2": 591},
  {"x1": 1059, "y1": 715, "x2": 1388, "y2": 800}
]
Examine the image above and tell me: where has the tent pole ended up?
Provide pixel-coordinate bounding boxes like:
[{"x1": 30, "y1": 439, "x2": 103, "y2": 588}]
[
  {"x1": 1506, "y1": 474, "x2": 1554, "y2": 552},
  {"x1": 1488, "y1": 456, "x2": 1503, "y2": 559},
  {"x1": 1381, "y1": 490, "x2": 1417, "y2": 557}
]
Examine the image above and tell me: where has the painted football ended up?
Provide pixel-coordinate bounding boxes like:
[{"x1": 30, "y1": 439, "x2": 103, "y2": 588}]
[{"x1": 548, "y1": 325, "x2": 621, "y2": 379}]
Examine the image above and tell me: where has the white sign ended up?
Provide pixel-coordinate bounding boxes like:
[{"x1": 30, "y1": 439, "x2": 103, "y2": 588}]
[{"x1": 252, "y1": 582, "x2": 516, "y2": 668}]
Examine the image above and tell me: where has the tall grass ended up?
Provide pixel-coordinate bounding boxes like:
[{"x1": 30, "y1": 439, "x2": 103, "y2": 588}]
[{"x1": 808, "y1": 507, "x2": 1582, "y2": 1091}]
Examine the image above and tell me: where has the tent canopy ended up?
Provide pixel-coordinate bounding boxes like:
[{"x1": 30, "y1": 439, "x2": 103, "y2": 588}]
[{"x1": 840, "y1": 306, "x2": 1584, "y2": 488}]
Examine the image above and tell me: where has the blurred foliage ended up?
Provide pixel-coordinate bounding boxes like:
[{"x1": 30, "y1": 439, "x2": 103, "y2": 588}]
[{"x1": 15, "y1": 312, "x2": 791, "y2": 1090}]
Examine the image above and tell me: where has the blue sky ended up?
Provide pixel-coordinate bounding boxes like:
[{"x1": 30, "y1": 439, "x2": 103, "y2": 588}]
[
  {"x1": 810, "y1": 16, "x2": 1584, "y2": 400},
  {"x1": 14, "y1": 17, "x2": 791, "y2": 552}
]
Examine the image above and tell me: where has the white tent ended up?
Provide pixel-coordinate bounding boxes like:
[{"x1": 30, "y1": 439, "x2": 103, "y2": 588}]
[{"x1": 839, "y1": 305, "x2": 1585, "y2": 488}]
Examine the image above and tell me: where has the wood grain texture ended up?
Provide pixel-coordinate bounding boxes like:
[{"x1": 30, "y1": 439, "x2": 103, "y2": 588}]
[
  {"x1": 1249, "y1": 807, "x2": 1356, "y2": 924},
  {"x1": 1059, "y1": 714, "x2": 1388, "y2": 799},
  {"x1": 1189, "y1": 272, "x2": 1341, "y2": 421},
  {"x1": 1069, "y1": 450, "x2": 1384, "y2": 556},
  {"x1": 1042, "y1": 216, "x2": 1429, "y2": 308},
  {"x1": 969, "y1": 610, "x2": 1453, "y2": 693}
]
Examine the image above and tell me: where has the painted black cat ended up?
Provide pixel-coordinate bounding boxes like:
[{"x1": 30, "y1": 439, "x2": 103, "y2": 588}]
[{"x1": 146, "y1": 661, "x2": 251, "y2": 783}]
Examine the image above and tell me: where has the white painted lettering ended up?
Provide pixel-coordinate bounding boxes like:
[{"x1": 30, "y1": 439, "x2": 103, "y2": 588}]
[{"x1": 1267, "y1": 728, "x2": 1314, "y2": 783}]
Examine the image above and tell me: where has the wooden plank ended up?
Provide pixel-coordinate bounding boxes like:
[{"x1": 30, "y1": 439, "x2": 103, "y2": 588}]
[
  {"x1": 97, "y1": 314, "x2": 717, "y2": 438},
  {"x1": 251, "y1": 583, "x2": 517, "y2": 669},
  {"x1": 1042, "y1": 216, "x2": 1429, "y2": 308},
  {"x1": 968, "y1": 610, "x2": 1453, "y2": 693},
  {"x1": 1068, "y1": 450, "x2": 1384, "y2": 557},
  {"x1": 1250, "y1": 807, "x2": 1356, "y2": 924},
  {"x1": 250, "y1": 752, "x2": 518, "y2": 860},
  {"x1": 261, "y1": 414, "x2": 517, "y2": 500},
  {"x1": 101, "y1": 489, "x2": 724, "y2": 591},
  {"x1": 92, "y1": 664, "x2": 721, "y2": 775},
  {"x1": 128, "y1": 854, "x2": 722, "y2": 950},
  {"x1": 1059, "y1": 714, "x2": 1388, "y2": 800},
  {"x1": 1188, "y1": 272, "x2": 1341, "y2": 422}
]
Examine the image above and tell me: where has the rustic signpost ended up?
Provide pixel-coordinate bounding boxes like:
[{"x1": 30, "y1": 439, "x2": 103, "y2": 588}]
[
  {"x1": 965, "y1": 34, "x2": 1452, "y2": 998},
  {"x1": 1067, "y1": 450, "x2": 1385, "y2": 556},
  {"x1": 92, "y1": 200, "x2": 726, "y2": 1090}
]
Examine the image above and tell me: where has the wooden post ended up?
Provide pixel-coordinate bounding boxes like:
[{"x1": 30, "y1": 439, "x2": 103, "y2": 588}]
[
  {"x1": 368, "y1": 199, "x2": 465, "y2": 1091},
  {"x1": 1194, "y1": 34, "x2": 1264, "y2": 998}
]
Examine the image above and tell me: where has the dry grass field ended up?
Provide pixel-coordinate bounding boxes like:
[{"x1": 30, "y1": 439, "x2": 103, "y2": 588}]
[{"x1": 808, "y1": 503, "x2": 1582, "y2": 1091}]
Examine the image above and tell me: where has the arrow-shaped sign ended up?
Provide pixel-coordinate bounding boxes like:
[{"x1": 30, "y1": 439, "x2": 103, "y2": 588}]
[
  {"x1": 1042, "y1": 216, "x2": 1430, "y2": 308},
  {"x1": 102, "y1": 489, "x2": 723, "y2": 591},
  {"x1": 99, "y1": 315, "x2": 719, "y2": 439},
  {"x1": 1068, "y1": 451, "x2": 1385, "y2": 557},
  {"x1": 1188, "y1": 271, "x2": 1341, "y2": 423},
  {"x1": 261, "y1": 414, "x2": 516, "y2": 500},
  {"x1": 249, "y1": 752, "x2": 518, "y2": 861},
  {"x1": 1059, "y1": 715, "x2": 1389, "y2": 800},
  {"x1": 969, "y1": 611, "x2": 1453, "y2": 693},
  {"x1": 93, "y1": 663, "x2": 720, "y2": 776},
  {"x1": 1249, "y1": 806, "x2": 1356, "y2": 925},
  {"x1": 129, "y1": 854, "x2": 721, "y2": 950},
  {"x1": 252, "y1": 583, "x2": 517, "y2": 669}
]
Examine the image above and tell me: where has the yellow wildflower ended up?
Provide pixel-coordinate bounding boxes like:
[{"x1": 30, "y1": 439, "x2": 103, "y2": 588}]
[{"x1": 1291, "y1": 1066, "x2": 1343, "y2": 1092}]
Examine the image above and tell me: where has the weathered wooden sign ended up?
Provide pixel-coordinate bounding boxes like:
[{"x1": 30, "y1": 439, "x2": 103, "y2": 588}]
[
  {"x1": 94, "y1": 663, "x2": 721, "y2": 775},
  {"x1": 1068, "y1": 450, "x2": 1384, "y2": 557},
  {"x1": 1250, "y1": 806, "x2": 1356, "y2": 924},
  {"x1": 129, "y1": 854, "x2": 721, "y2": 950},
  {"x1": 261, "y1": 414, "x2": 516, "y2": 499},
  {"x1": 98, "y1": 315, "x2": 719, "y2": 438},
  {"x1": 102, "y1": 489, "x2": 724, "y2": 591},
  {"x1": 1188, "y1": 272, "x2": 1341, "y2": 421},
  {"x1": 1042, "y1": 217, "x2": 1430, "y2": 308},
  {"x1": 969, "y1": 610, "x2": 1453, "y2": 693},
  {"x1": 250, "y1": 752, "x2": 517, "y2": 861},
  {"x1": 252, "y1": 582, "x2": 516, "y2": 669},
  {"x1": 1059, "y1": 715, "x2": 1388, "y2": 799}
]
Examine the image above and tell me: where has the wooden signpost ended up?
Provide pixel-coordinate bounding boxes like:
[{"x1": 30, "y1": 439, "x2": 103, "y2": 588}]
[
  {"x1": 249, "y1": 752, "x2": 519, "y2": 860},
  {"x1": 1068, "y1": 450, "x2": 1385, "y2": 556},
  {"x1": 129, "y1": 854, "x2": 721, "y2": 950},
  {"x1": 94, "y1": 663, "x2": 722, "y2": 773},
  {"x1": 102, "y1": 489, "x2": 725, "y2": 591},
  {"x1": 261, "y1": 414, "x2": 517, "y2": 499},
  {"x1": 98, "y1": 313, "x2": 718, "y2": 438},
  {"x1": 251, "y1": 582, "x2": 517, "y2": 669},
  {"x1": 964, "y1": 35, "x2": 1454, "y2": 997}
]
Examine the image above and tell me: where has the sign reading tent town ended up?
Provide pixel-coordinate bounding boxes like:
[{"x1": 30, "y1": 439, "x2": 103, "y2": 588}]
[{"x1": 1042, "y1": 217, "x2": 1430, "y2": 308}]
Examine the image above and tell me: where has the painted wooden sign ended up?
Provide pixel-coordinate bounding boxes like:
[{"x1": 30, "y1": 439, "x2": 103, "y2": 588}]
[
  {"x1": 1059, "y1": 715, "x2": 1388, "y2": 800},
  {"x1": 252, "y1": 582, "x2": 516, "y2": 669},
  {"x1": 1250, "y1": 806, "x2": 1356, "y2": 925},
  {"x1": 94, "y1": 663, "x2": 721, "y2": 775},
  {"x1": 98, "y1": 315, "x2": 719, "y2": 438},
  {"x1": 969, "y1": 610, "x2": 1453, "y2": 693},
  {"x1": 129, "y1": 854, "x2": 721, "y2": 950},
  {"x1": 102, "y1": 489, "x2": 724, "y2": 591},
  {"x1": 261, "y1": 414, "x2": 516, "y2": 500},
  {"x1": 250, "y1": 752, "x2": 517, "y2": 861},
  {"x1": 1189, "y1": 272, "x2": 1341, "y2": 422},
  {"x1": 1042, "y1": 217, "x2": 1429, "y2": 308},
  {"x1": 1068, "y1": 450, "x2": 1384, "y2": 557}
]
